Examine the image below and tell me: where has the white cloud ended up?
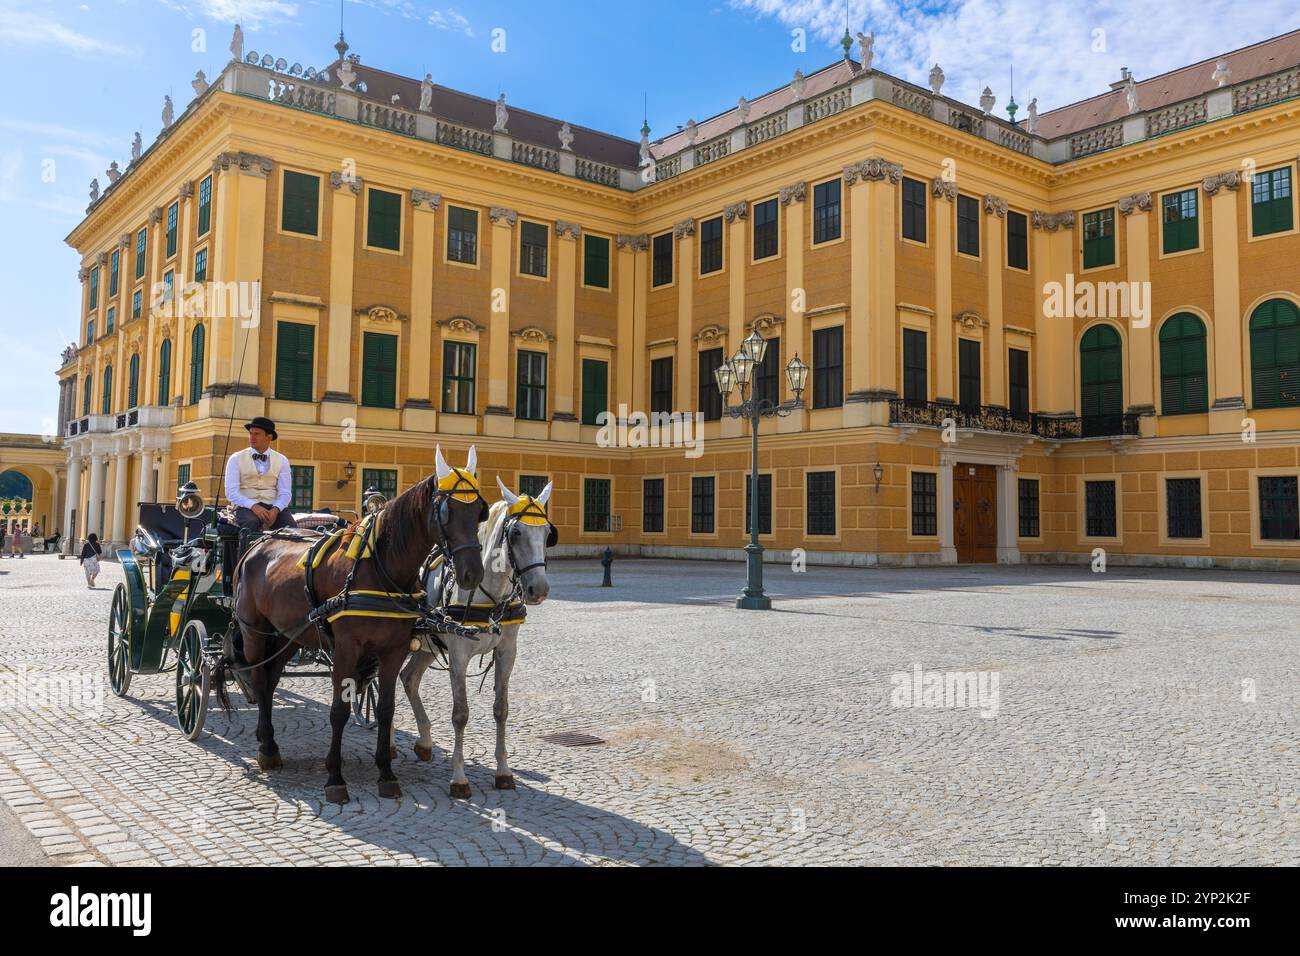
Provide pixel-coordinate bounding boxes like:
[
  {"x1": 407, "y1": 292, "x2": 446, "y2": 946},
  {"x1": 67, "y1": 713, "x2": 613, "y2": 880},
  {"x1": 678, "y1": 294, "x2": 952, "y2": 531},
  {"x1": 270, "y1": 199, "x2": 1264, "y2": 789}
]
[
  {"x1": 428, "y1": 8, "x2": 473, "y2": 38},
  {"x1": 345, "y1": 0, "x2": 422, "y2": 20},
  {"x1": 0, "y1": 9, "x2": 129, "y2": 56},
  {"x1": 730, "y1": 0, "x2": 1299, "y2": 114},
  {"x1": 156, "y1": 0, "x2": 300, "y2": 29}
]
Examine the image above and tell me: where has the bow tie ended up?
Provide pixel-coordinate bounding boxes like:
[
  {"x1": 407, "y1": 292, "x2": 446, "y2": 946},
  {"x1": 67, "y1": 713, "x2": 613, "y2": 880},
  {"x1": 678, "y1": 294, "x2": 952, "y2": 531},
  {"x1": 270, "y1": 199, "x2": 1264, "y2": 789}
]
[{"x1": 252, "y1": 452, "x2": 268, "y2": 462}]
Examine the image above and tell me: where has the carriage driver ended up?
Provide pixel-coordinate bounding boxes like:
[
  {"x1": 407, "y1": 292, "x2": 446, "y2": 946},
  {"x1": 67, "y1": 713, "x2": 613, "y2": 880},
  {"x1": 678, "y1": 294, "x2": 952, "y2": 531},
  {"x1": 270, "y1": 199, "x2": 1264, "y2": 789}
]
[{"x1": 223, "y1": 416, "x2": 297, "y2": 532}]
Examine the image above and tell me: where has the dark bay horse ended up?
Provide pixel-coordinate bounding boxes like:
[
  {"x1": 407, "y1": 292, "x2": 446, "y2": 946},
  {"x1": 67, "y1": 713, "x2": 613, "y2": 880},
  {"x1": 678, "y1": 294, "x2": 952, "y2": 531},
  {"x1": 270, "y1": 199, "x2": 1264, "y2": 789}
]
[{"x1": 228, "y1": 446, "x2": 486, "y2": 803}]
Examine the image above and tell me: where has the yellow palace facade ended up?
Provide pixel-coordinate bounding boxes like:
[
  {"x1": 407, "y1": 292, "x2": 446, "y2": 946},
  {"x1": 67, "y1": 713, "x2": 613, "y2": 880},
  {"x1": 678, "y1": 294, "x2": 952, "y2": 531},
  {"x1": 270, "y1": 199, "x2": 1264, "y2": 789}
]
[{"x1": 57, "y1": 30, "x2": 1300, "y2": 569}]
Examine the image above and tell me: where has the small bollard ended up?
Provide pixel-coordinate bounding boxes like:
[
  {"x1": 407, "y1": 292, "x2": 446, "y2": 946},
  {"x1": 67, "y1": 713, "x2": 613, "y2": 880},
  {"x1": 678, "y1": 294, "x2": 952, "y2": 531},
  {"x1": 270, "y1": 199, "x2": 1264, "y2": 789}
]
[{"x1": 600, "y1": 546, "x2": 614, "y2": 587}]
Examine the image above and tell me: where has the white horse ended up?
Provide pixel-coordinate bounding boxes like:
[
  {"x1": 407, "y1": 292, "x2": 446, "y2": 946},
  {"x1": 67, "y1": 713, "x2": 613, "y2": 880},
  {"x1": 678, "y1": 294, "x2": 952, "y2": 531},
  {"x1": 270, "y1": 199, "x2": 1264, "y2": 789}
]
[{"x1": 399, "y1": 477, "x2": 554, "y2": 797}]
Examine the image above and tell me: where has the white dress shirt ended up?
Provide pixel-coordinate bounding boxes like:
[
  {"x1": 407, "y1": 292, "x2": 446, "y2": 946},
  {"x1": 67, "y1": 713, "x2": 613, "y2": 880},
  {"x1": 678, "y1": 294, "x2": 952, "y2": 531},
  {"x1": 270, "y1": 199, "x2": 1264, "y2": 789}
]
[{"x1": 224, "y1": 449, "x2": 292, "y2": 511}]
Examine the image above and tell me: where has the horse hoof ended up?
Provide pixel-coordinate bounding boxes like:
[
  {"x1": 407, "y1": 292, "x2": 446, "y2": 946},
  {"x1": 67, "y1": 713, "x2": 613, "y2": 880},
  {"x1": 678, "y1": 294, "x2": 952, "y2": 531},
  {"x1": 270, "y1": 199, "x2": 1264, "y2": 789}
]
[
  {"x1": 494, "y1": 775, "x2": 516, "y2": 791},
  {"x1": 378, "y1": 780, "x2": 402, "y2": 800},
  {"x1": 256, "y1": 751, "x2": 281, "y2": 770},
  {"x1": 324, "y1": 785, "x2": 350, "y2": 805},
  {"x1": 449, "y1": 781, "x2": 472, "y2": 800},
  {"x1": 414, "y1": 744, "x2": 433, "y2": 762}
]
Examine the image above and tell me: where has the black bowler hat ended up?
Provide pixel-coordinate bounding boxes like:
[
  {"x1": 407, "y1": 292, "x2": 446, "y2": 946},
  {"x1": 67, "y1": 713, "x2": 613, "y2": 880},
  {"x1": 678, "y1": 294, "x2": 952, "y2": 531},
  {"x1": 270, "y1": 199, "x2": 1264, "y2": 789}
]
[{"x1": 244, "y1": 416, "x2": 278, "y2": 440}]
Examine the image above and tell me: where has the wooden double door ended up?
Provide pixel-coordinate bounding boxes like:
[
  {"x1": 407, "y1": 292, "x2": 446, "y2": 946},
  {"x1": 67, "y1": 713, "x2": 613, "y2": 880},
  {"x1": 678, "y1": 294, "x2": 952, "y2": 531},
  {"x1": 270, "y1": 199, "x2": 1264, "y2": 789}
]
[{"x1": 953, "y1": 463, "x2": 997, "y2": 563}]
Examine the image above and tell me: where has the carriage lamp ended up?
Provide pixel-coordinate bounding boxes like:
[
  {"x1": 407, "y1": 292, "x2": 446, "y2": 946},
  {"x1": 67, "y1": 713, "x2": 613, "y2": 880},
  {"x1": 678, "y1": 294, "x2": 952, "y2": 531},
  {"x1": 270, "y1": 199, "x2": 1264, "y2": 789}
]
[
  {"x1": 336, "y1": 460, "x2": 356, "y2": 490},
  {"x1": 176, "y1": 482, "x2": 204, "y2": 519},
  {"x1": 363, "y1": 485, "x2": 387, "y2": 515},
  {"x1": 712, "y1": 329, "x2": 807, "y2": 612},
  {"x1": 873, "y1": 462, "x2": 885, "y2": 493}
]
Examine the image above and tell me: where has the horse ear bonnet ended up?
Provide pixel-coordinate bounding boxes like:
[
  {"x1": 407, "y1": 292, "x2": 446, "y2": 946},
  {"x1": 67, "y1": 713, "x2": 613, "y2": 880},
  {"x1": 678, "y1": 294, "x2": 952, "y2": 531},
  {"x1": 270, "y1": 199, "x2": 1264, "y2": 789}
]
[
  {"x1": 546, "y1": 524, "x2": 558, "y2": 548},
  {"x1": 479, "y1": 499, "x2": 490, "y2": 524}
]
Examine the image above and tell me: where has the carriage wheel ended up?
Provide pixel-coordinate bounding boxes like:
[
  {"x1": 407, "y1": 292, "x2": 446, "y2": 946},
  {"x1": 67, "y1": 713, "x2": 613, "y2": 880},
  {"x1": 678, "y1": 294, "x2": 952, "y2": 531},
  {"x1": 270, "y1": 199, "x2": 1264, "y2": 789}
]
[
  {"x1": 107, "y1": 584, "x2": 132, "y2": 698},
  {"x1": 351, "y1": 673, "x2": 380, "y2": 730},
  {"x1": 175, "y1": 620, "x2": 211, "y2": 741}
]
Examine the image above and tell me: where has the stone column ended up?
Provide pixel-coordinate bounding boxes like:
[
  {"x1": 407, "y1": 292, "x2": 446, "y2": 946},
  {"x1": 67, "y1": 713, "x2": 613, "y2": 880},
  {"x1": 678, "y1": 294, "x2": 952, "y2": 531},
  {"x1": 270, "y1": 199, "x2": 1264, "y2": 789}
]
[
  {"x1": 86, "y1": 452, "x2": 106, "y2": 541},
  {"x1": 723, "y1": 201, "x2": 749, "y2": 439},
  {"x1": 554, "y1": 220, "x2": 582, "y2": 425},
  {"x1": 62, "y1": 452, "x2": 79, "y2": 554},
  {"x1": 404, "y1": 190, "x2": 441, "y2": 432},
  {"x1": 1031, "y1": 210, "x2": 1076, "y2": 415},
  {"x1": 322, "y1": 170, "x2": 361, "y2": 423},
  {"x1": 845, "y1": 158, "x2": 901, "y2": 424},
  {"x1": 616, "y1": 234, "x2": 649, "y2": 413},
  {"x1": 1203, "y1": 171, "x2": 1245, "y2": 433},
  {"x1": 983, "y1": 195, "x2": 1008, "y2": 408},
  {"x1": 137, "y1": 445, "x2": 156, "y2": 506},
  {"x1": 486, "y1": 207, "x2": 517, "y2": 419},
  {"x1": 996, "y1": 462, "x2": 1020, "y2": 564},
  {"x1": 1119, "y1": 191, "x2": 1156, "y2": 435},
  {"x1": 674, "y1": 218, "x2": 696, "y2": 413},
  {"x1": 932, "y1": 179, "x2": 956, "y2": 402},
  {"x1": 937, "y1": 452, "x2": 958, "y2": 564},
  {"x1": 779, "y1": 182, "x2": 807, "y2": 433},
  {"x1": 110, "y1": 446, "x2": 130, "y2": 547}
]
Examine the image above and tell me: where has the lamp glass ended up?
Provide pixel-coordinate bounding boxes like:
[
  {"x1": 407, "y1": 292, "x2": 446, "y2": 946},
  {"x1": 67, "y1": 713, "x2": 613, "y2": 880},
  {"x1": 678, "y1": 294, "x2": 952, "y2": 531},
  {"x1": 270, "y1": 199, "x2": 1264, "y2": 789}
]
[
  {"x1": 731, "y1": 348, "x2": 755, "y2": 386},
  {"x1": 743, "y1": 329, "x2": 768, "y2": 365},
  {"x1": 714, "y1": 361, "x2": 736, "y2": 396},
  {"x1": 784, "y1": 353, "x2": 809, "y2": 395}
]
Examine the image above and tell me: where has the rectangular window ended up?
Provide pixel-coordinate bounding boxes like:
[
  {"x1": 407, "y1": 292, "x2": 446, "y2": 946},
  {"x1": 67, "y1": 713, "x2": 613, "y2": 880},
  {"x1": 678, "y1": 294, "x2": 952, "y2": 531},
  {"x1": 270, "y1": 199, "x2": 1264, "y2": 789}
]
[
  {"x1": 135, "y1": 227, "x2": 147, "y2": 279},
  {"x1": 1162, "y1": 189, "x2": 1199, "y2": 254},
  {"x1": 753, "y1": 198, "x2": 778, "y2": 259},
  {"x1": 1018, "y1": 478, "x2": 1040, "y2": 537},
  {"x1": 442, "y1": 341, "x2": 476, "y2": 414},
  {"x1": 744, "y1": 474, "x2": 772, "y2": 536},
  {"x1": 698, "y1": 347, "x2": 723, "y2": 421},
  {"x1": 447, "y1": 206, "x2": 478, "y2": 264},
  {"x1": 957, "y1": 194, "x2": 980, "y2": 256},
  {"x1": 1009, "y1": 347, "x2": 1030, "y2": 419},
  {"x1": 109, "y1": 249, "x2": 119, "y2": 297},
  {"x1": 752, "y1": 336, "x2": 781, "y2": 406},
  {"x1": 197, "y1": 175, "x2": 212, "y2": 237},
  {"x1": 131, "y1": 290, "x2": 142, "y2": 320},
  {"x1": 166, "y1": 201, "x2": 179, "y2": 257},
  {"x1": 812, "y1": 326, "x2": 843, "y2": 408},
  {"x1": 642, "y1": 478, "x2": 665, "y2": 533},
  {"x1": 362, "y1": 468, "x2": 398, "y2": 504},
  {"x1": 291, "y1": 466, "x2": 315, "y2": 511},
  {"x1": 959, "y1": 338, "x2": 981, "y2": 410},
  {"x1": 106, "y1": 306, "x2": 115, "y2": 334},
  {"x1": 1259, "y1": 476, "x2": 1299, "y2": 540},
  {"x1": 519, "y1": 475, "x2": 549, "y2": 501},
  {"x1": 275, "y1": 321, "x2": 315, "y2": 403},
  {"x1": 281, "y1": 171, "x2": 319, "y2": 237},
  {"x1": 86, "y1": 320, "x2": 95, "y2": 344},
  {"x1": 811, "y1": 179, "x2": 842, "y2": 244},
  {"x1": 1085, "y1": 480, "x2": 1117, "y2": 537},
  {"x1": 516, "y1": 350, "x2": 547, "y2": 421},
  {"x1": 193, "y1": 248, "x2": 207, "y2": 284},
  {"x1": 1166, "y1": 478, "x2": 1202, "y2": 539},
  {"x1": 366, "y1": 187, "x2": 402, "y2": 251},
  {"x1": 1007, "y1": 210, "x2": 1028, "y2": 269},
  {"x1": 691, "y1": 476, "x2": 715, "y2": 534},
  {"x1": 901, "y1": 177, "x2": 927, "y2": 242},
  {"x1": 806, "y1": 471, "x2": 836, "y2": 536},
  {"x1": 163, "y1": 270, "x2": 174, "y2": 303},
  {"x1": 583, "y1": 234, "x2": 610, "y2": 288},
  {"x1": 911, "y1": 472, "x2": 937, "y2": 536},
  {"x1": 520, "y1": 221, "x2": 549, "y2": 277},
  {"x1": 650, "y1": 356, "x2": 673, "y2": 414},
  {"x1": 652, "y1": 232, "x2": 673, "y2": 287},
  {"x1": 903, "y1": 328, "x2": 927, "y2": 404},
  {"x1": 89, "y1": 266, "x2": 99, "y2": 310},
  {"x1": 177, "y1": 463, "x2": 191, "y2": 491},
  {"x1": 583, "y1": 477, "x2": 611, "y2": 533},
  {"x1": 699, "y1": 215, "x2": 723, "y2": 274},
  {"x1": 813, "y1": 179, "x2": 842, "y2": 244},
  {"x1": 1252, "y1": 166, "x2": 1294, "y2": 237},
  {"x1": 360, "y1": 331, "x2": 397, "y2": 408},
  {"x1": 1083, "y1": 208, "x2": 1116, "y2": 268},
  {"x1": 581, "y1": 359, "x2": 608, "y2": 426}
]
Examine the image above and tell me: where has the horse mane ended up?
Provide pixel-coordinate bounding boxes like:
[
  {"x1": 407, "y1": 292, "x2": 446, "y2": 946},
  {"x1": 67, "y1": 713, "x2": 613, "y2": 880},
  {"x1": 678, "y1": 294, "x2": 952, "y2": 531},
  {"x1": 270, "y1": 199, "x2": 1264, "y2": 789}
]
[
  {"x1": 479, "y1": 499, "x2": 511, "y2": 552},
  {"x1": 378, "y1": 472, "x2": 436, "y2": 558}
]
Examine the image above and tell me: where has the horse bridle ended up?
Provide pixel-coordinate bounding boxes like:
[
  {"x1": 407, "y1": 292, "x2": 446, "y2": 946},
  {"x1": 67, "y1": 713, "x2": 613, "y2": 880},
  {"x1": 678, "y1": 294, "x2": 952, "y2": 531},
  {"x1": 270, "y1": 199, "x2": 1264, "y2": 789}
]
[
  {"x1": 428, "y1": 471, "x2": 488, "y2": 568},
  {"x1": 499, "y1": 497, "x2": 556, "y2": 578}
]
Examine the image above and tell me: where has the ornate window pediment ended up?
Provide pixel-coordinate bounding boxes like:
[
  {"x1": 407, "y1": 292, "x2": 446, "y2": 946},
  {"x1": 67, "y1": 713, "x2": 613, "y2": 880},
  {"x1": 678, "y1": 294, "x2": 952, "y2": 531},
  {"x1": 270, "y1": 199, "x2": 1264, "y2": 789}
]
[
  {"x1": 694, "y1": 324, "x2": 726, "y2": 345},
  {"x1": 512, "y1": 325, "x2": 554, "y2": 344},
  {"x1": 358, "y1": 304, "x2": 403, "y2": 323},
  {"x1": 747, "y1": 312, "x2": 784, "y2": 336},
  {"x1": 438, "y1": 315, "x2": 485, "y2": 336}
]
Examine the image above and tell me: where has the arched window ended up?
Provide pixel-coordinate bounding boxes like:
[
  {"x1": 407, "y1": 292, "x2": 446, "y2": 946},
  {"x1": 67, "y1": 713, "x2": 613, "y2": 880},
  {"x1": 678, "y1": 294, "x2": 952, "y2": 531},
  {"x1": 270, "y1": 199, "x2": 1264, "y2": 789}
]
[
  {"x1": 82, "y1": 377, "x2": 92, "y2": 416},
  {"x1": 101, "y1": 365, "x2": 113, "y2": 415},
  {"x1": 157, "y1": 340, "x2": 172, "y2": 406},
  {"x1": 1249, "y1": 298, "x2": 1300, "y2": 408},
  {"x1": 189, "y1": 325, "x2": 205, "y2": 405},
  {"x1": 1159, "y1": 313, "x2": 1209, "y2": 415},
  {"x1": 1079, "y1": 324, "x2": 1123, "y2": 437},
  {"x1": 127, "y1": 353, "x2": 140, "y2": 409}
]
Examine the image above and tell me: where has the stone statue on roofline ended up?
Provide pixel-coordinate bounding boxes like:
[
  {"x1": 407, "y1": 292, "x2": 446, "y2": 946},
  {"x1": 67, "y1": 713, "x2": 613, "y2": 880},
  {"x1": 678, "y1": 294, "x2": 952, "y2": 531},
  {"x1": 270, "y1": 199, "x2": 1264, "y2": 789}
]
[
  {"x1": 192, "y1": 70, "x2": 209, "y2": 98},
  {"x1": 638, "y1": 122, "x2": 652, "y2": 169},
  {"x1": 1026, "y1": 98, "x2": 1039, "y2": 134},
  {"x1": 791, "y1": 69, "x2": 805, "y2": 101},
  {"x1": 89, "y1": 179, "x2": 100, "y2": 202},
  {"x1": 494, "y1": 94, "x2": 509, "y2": 133},
  {"x1": 558, "y1": 122, "x2": 574, "y2": 151},
  {"x1": 1212, "y1": 58, "x2": 1231, "y2": 88},
  {"x1": 337, "y1": 57, "x2": 357, "y2": 91},
  {"x1": 419, "y1": 74, "x2": 433, "y2": 112},
  {"x1": 685, "y1": 119, "x2": 697, "y2": 146},
  {"x1": 131, "y1": 132, "x2": 142, "y2": 163},
  {"x1": 230, "y1": 23, "x2": 244, "y2": 62},
  {"x1": 161, "y1": 95, "x2": 174, "y2": 128},
  {"x1": 1124, "y1": 75, "x2": 1139, "y2": 114},
  {"x1": 857, "y1": 31, "x2": 874, "y2": 70},
  {"x1": 107, "y1": 161, "x2": 121, "y2": 184},
  {"x1": 929, "y1": 64, "x2": 944, "y2": 95},
  {"x1": 736, "y1": 96, "x2": 750, "y2": 123}
]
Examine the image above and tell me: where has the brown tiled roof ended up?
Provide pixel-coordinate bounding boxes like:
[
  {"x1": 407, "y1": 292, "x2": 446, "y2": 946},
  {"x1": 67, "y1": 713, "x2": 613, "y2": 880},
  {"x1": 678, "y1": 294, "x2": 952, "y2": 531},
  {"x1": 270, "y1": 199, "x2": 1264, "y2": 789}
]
[
  {"x1": 332, "y1": 60, "x2": 641, "y2": 167},
  {"x1": 651, "y1": 60, "x2": 859, "y2": 158},
  {"x1": 1035, "y1": 29, "x2": 1300, "y2": 137}
]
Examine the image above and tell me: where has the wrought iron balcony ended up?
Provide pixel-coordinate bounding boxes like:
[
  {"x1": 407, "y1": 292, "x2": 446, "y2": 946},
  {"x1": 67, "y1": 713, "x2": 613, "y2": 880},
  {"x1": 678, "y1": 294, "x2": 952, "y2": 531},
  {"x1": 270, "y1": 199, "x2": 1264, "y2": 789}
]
[{"x1": 888, "y1": 400, "x2": 1140, "y2": 440}]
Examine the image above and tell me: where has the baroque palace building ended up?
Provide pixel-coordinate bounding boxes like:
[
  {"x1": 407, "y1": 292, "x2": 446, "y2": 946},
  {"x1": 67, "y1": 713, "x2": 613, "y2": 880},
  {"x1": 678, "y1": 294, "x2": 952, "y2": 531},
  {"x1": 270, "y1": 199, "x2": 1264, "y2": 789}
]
[{"x1": 56, "y1": 28, "x2": 1300, "y2": 568}]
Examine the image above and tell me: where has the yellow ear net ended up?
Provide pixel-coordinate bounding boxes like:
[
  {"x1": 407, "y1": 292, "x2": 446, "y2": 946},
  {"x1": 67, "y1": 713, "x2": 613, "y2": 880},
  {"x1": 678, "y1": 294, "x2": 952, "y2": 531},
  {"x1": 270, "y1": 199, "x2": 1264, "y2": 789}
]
[
  {"x1": 507, "y1": 496, "x2": 549, "y2": 526},
  {"x1": 437, "y1": 467, "x2": 481, "y2": 503}
]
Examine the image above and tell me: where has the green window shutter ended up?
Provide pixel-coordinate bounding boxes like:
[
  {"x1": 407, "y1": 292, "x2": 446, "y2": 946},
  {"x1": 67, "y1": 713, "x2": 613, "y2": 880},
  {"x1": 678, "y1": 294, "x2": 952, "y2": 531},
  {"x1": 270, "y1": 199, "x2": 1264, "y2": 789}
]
[
  {"x1": 281, "y1": 171, "x2": 320, "y2": 236},
  {"x1": 157, "y1": 340, "x2": 172, "y2": 405},
  {"x1": 197, "y1": 176, "x2": 212, "y2": 236},
  {"x1": 189, "y1": 324, "x2": 205, "y2": 404},
  {"x1": 1160, "y1": 313, "x2": 1208, "y2": 415},
  {"x1": 127, "y1": 354, "x2": 139, "y2": 408},
  {"x1": 366, "y1": 188, "x2": 402, "y2": 250},
  {"x1": 1250, "y1": 298, "x2": 1300, "y2": 408},
  {"x1": 1080, "y1": 325, "x2": 1123, "y2": 420},
  {"x1": 581, "y1": 359, "x2": 608, "y2": 425},
  {"x1": 166, "y1": 203, "x2": 178, "y2": 257},
  {"x1": 584, "y1": 234, "x2": 610, "y2": 288},
  {"x1": 275, "y1": 322, "x2": 315, "y2": 402},
  {"x1": 361, "y1": 332, "x2": 398, "y2": 408},
  {"x1": 102, "y1": 366, "x2": 112, "y2": 414},
  {"x1": 1083, "y1": 209, "x2": 1115, "y2": 268}
]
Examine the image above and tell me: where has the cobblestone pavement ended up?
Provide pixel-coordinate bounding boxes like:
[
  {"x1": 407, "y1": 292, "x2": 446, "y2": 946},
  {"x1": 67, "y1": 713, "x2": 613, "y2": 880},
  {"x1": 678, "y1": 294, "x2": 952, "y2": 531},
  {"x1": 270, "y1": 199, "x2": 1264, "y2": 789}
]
[{"x1": 1, "y1": 553, "x2": 1297, "y2": 866}]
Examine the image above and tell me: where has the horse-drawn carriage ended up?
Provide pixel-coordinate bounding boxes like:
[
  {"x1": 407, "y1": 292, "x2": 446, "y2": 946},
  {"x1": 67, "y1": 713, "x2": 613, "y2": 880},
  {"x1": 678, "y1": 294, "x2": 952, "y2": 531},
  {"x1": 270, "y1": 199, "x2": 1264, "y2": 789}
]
[{"x1": 106, "y1": 483, "x2": 383, "y2": 740}]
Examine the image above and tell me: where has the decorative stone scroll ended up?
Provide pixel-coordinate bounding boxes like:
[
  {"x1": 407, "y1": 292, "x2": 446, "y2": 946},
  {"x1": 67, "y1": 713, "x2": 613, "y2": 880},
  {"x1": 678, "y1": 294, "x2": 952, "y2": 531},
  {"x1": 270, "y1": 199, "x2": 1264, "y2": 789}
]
[
  {"x1": 411, "y1": 189, "x2": 442, "y2": 210},
  {"x1": 673, "y1": 218, "x2": 696, "y2": 240},
  {"x1": 489, "y1": 207, "x2": 518, "y2": 226},
  {"x1": 555, "y1": 221, "x2": 582, "y2": 240},
  {"x1": 179, "y1": 180, "x2": 194, "y2": 200},
  {"x1": 1117, "y1": 191, "x2": 1152, "y2": 215},
  {"x1": 695, "y1": 324, "x2": 725, "y2": 344},
  {"x1": 931, "y1": 177, "x2": 957, "y2": 201},
  {"x1": 360, "y1": 305, "x2": 401, "y2": 323},
  {"x1": 149, "y1": 207, "x2": 163, "y2": 225},
  {"x1": 843, "y1": 158, "x2": 903, "y2": 185},
  {"x1": 983, "y1": 194, "x2": 1009, "y2": 217},
  {"x1": 723, "y1": 201, "x2": 749, "y2": 224},
  {"x1": 1202, "y1": 171, "x2": 1242, "y2": 195},
  {"x1": 1032, "y1": 210, "x2": 1075, "y2": 231},
  {"x1": 329, "y1": 172, "x2": 364, "y2": 194},
  {"x1": 513, "y1": 326, "x2": 554, "y2": 344},
  {"x1": 616, "y1": 233, "x2": 649, "y2": 252},
  {"x1": 212, "y1": 151, "x2": 273, "y2": 176},
  {"x1": 779, "y1": 181, "x2": 806, "y2": 205}
]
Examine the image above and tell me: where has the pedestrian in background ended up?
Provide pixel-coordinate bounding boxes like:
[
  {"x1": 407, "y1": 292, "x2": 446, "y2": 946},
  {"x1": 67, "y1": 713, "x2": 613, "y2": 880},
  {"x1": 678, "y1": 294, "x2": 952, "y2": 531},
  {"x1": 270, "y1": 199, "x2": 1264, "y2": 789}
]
[
  {"x1": 9, "y1": 527, "x2": 23, "y2": 559},
  {"x1": 0, "y1": 525, "x2": 6, "y2": 559},
  {"x1": 79, "y1": 534, "x2": 103, "y2": 588}
]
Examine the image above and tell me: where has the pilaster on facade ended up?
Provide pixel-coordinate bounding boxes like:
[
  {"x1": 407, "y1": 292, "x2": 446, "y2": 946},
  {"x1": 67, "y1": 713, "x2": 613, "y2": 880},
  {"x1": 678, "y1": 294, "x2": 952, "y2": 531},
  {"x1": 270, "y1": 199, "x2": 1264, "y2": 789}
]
[
  {"x1": 1204, "y1": 170, "x2": 1245, "y2": 431},
  {"x1": 675, "y1": 222, "x2": 696, "y2": 412}
]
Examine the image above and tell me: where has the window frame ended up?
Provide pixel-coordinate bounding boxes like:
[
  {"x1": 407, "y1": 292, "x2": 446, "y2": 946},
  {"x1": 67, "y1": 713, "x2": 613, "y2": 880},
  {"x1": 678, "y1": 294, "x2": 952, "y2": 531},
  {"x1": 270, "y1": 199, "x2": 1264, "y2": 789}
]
[
  {"x1": 515, "y1": 349, "x2": 548, "y2": 421},
  {"x1": 698, "y1": 215, "x2": 724, "y2": 276},
  {"x1": 446, "y1": 205, "x2": 479, "y2": 266},
  {"x1": 1082, "y1": 478, "x2": 1120, "y2": 542},
  {"x1": 364, "y1": 185, "x2": 404, "y2": 254},
  {"x1": 582, "y1": 233, "x2": 611, "y2": 290},
  {"x1": 360, "y1": 330, "x2": 398, "y2": 409},
  {"x1": 811, "y1": 326, "x2": 843, "y2": 409},
  {"x1": 582, "y1": 477, "x2": 612, "y2": 534},
  {"x1": 811, "y1": 178, "x2": 842, "y2": 246},
  {"x1": 1006, "y1": 210, "x2": 1029, "y2": 271},
  {"x1": 274, "y1": 320, "x2": 316, "y2": 404},
  {"x1": 580, "y1": 358, "x2": 609, "y2": 426},
  {"x1": 279, "y1": 169, "x2": 322, "y2": 239},
  {"x1": 805, "y1": 470, "x2": 837, "y2": 537},
  {"x1": 697, "y1": 347, "x2": 724, "y2": 421},
  {"x1": 1017, "y1": 477, "x2": 1041, "y2": 539},
  {"x1": 1160, "y1": 187, "x2": 1200, "y2": 256},
  {"x1": 900, "y1": 176, "x2": 927, "y2": 245},
  {"x1": 752, "y1": 196, "x2": 779, "y2": 261},
  {"x1": 642, "y1": 477, "x2": 666, "y2": 535},
  {"x1": 291, "y1": 465, "x2": 316, "y2": 512},
  {"x1": 650, "y1": 355, "x2": 674, "y2": 415},
  {"x1": 1249, "y1": 165, "x2": 1296, "y2": 240},
  {"x1": 165, "y1": 201, "x2": 179, "y2": 258},
  {"x1": 1081, "y1": 207, "x2": 1117, "y2": 270},
  {"x1": 441, "y1": 340, "x2": 477, "y2": 415},
  {"x1": 651, "y1": 231, "x2": 674, "y2": 288},
  {"x1": 197, "y1": 175, "x2": 213, "y2": 237},
  {"x1": 910, "y1": 470, "x2": 938, "y2": 537},
  {"x1": 902, "y1": 327, "x2": 928, "y2": 405},
  {"x1": 1255, "y1": 473, "x2": 1300, "y2": 543},
  {"x1": 956, "y1": 194, "x2": 981, "y2": 258},
  {"x1": 518, "y1": 219, "x2": 550, "y2": 279},
  {"x1": 690, "y1": 475, "x2": 716, "y2": 536}
]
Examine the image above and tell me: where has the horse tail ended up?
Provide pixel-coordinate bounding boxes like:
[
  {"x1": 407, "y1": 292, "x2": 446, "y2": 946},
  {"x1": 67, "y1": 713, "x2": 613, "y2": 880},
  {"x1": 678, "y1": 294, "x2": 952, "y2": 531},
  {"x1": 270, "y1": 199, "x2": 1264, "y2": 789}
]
[{"x1": 211, "y1": 658, "x2": 234, "y2": 715}]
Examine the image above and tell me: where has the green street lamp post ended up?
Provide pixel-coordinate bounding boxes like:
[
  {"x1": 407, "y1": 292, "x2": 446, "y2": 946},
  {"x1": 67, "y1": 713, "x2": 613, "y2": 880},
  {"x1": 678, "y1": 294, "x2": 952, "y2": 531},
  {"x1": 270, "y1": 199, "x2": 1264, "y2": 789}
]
[{"x1": 714, "y1": 329, "x2": 808, "y2": 610}]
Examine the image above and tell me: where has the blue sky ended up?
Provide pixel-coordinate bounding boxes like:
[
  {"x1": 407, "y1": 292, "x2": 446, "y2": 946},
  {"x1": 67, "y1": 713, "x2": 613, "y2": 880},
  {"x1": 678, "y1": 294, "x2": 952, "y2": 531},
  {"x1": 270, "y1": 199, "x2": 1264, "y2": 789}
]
[{"x1": 1, "y1": 0, "x2": 1295, "y2": 435}]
